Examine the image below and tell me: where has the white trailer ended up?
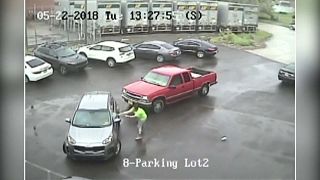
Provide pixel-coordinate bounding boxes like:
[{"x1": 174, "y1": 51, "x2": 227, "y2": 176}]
[
  {"x1": 173, "y1": 1, "x2": 197, "y2": 32},
  {"x1": 97, "y1": 1, "x2": 121, "y2": 34},
  {"x1": 122, "y1": 0, "x2": 149, "y2": 33},
  {"x1": 150, "y1": 0, "x2": 173, "y2": 32},
  {"x1": 197, "y1": 1, "x2": 218, "y2": 32},
  {"x1": 217, "y1": 2, "x2": 244, "y2": 32},
  {"x1": 242, "y1": 3, "x2": 259, "y2": 32},
  {"x1": 72, "y1": 0, "x2": 97, "y2": 40}
]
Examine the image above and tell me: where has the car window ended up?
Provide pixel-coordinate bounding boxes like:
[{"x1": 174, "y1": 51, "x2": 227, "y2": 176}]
[
  {"x1": 26, "y1": 58, "x2": 45, "y2": 68},
  {"x1": 187, "y1": 42, "x2": 200, "y2": 46},
  {"x1": 137, "y1": 44, "x2": 149, "y2": 49},
  {"x1": 56, "y1": 48, "x2": 76, "y2": 58},
  {"x1": 143, "y1": 71, "x2": 170, "y2": 87},
  {"x1": 49, "y1": 50, "x2": 57, "y2": 57},
  {"x1": 72, "y1": 110, "x2": 111, "y2": 128},
  {"x1": 170, "y1": 74, "x2": 183, "y2": 86},
  {"x1": 119, "y1": 45, "x2": 132, "y2": 52},
  {"x1": 182, "y1": 72, "x2": 191, "y2": 83},
  {"x1": 160, "y1": 43, "x2": 175, "y2": 50},
  {"x1": 177, "y1": 41, "x2": 188, "y2": 46},
  {"x1": 90, "y1": 45, "x2": 102, "y2": 50},
  {"x1": 149, "y1": 44, "x2": 160, "y2": 50},
  {"x1": 38, "y1": 47, "x2": 49, "y2": 55},
  {"x1": 101, "y1": 46, "x2": 114, "y2": 51}
]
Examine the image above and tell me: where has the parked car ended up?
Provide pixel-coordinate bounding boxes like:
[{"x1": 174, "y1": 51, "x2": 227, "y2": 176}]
[
  {"x1": 77, "y1": 41, "x2": 135, "y2": 68},
  {"x1": 63, "y1": 91, "x2": 121, "y2": 160},
  {"x1": 133, "y1": 41, "x2": 181, "y2": 63},
  {"x1": 25, "y1": 55, "x2": 53, "y2": 83},
  {"x1": 122, "y1": 65, "x2": 217, "y2": 113},
  {"x1": 173, "y1": 39, "x2": 218, "y2": 58},
  {"x1": 34, "y1": 42, "x2": 88, "y2": 75},
  {"x1": 272, "y1": 1, "x2": 294, "y2": 13},
  {"x1": 278, "y1": 63, "x2": 295, "y2": 83}
]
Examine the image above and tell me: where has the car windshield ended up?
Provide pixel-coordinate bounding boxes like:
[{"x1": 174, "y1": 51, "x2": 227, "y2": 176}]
[
  {"x1": 56, "y1": 48, "x2": 76, "y2": 58},
  {"x1": 286, "y1": 63, "x2": 295, "y2": 71},
  {"x1": 143, "y1": 71, "x2": 170, "y2": 87},
  {"x1": 119, "y1": 45, "x2": 132, "y2": 52},
  {"x1": 160, "y1": 43, "x2": 175, "y2": 50},
  {"x1": 26, "y1": 58, "x2": 45, "y2": 68},
  {"x1": 72, "y1": 110, "x2": 111, "y2": 128}
]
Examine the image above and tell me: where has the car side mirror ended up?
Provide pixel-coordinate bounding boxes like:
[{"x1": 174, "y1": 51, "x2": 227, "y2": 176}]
[
  {"x1": 140, "y1": 77, "x2": 144, "y2": 80},
  {"x1": 65, "y1": 118, "x2": 71, "y2": 123},
  {"x1": 169, "y1": 85, "x2": 176, "y2": 89},
  {"x1": 114, "y1": 117, "x2": 121, "y2": 123}
]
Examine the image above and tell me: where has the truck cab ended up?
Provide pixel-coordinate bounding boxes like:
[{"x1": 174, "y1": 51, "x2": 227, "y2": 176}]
[{"x1": 122, "y1": 65, "x2": 217, "y2": 113}]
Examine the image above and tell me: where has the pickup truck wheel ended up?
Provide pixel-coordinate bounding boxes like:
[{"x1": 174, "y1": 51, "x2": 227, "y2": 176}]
[
  {"x1": 152, "y1": 99, "x2": 165, "y2": 113},
  {"x1": 199, "y1": 84, "x2": 209, "y2": 96},
  {"x1": 107, "y1": 58, "x2": 116, "y2": 68},
  {"x1": 156, "y1": 55, "x2": 165, "y2": 63},
  {"x1": 196, "y1": 51, "x2": 205, "y2": 59}
]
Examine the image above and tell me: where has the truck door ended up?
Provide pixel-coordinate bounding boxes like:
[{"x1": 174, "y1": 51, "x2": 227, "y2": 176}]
[
  {"x1": 182, "y1": 72, "x2": 194, "y2": 96},
  {"x1": 167, "y1": 74, "x2": 185, "y2": 103}
]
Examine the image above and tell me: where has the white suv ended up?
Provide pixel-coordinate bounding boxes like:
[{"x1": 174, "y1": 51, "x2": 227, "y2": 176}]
[{"x1": 77, "y1": 41, "x2": 135, "y2": 68}]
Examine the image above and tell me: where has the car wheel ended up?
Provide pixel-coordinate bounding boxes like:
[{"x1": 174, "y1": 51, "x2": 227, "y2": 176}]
[
  {"x1": 114, "y1": 140, "x2": 121, "y2": 156},
  {"x1": 107, "y1": 58, "x2": 116, "y2": 68},
  {"x1": 62, "y1": 142, "x2": 67, "y2": 154},
  {"x1": 219, "y1": 27, "x2": 225, "y2": 33},
  {"x1": 25, "y1": 75, "x2": 29, "y2": 83},
  {"x1": 79, "y1": 52, "x2": 87, "y2": 58},
  {"x1": 59, "y1": 65, "x2": 68, "y2": 75},
  {"x1": 198, "y1": 84, "x2": 209, "y2": 96},
  {"x1": 196, "y1": 51, "x2": 205, "y2": 59},
  {"x1": 152, "y1": 98, "x2": 165, "y2": 113},
  {"x1": 156, "y1": 55, "x2": 165, "y2": 63}
]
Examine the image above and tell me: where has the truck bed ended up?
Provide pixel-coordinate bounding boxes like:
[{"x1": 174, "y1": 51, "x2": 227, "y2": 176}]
[{"x1": 188, "y1": 67, "x2": 217, "y2": 89}]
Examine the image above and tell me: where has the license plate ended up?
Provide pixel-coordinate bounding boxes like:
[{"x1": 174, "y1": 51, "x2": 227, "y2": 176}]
[{"x1": 284, "y1": 72, "x2": 289, "y2": 76}]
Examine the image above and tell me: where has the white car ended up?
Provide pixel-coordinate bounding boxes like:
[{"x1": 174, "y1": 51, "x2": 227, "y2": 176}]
[
  {"x1": 272, "y1": 1, "x2": 294, "y2": 13},
  {"x1": 25, "y1": 55, "x2": 53, "y2": 83},
  {"x1": 77, "y1": 41, "x2": 135, "y2": 68}
]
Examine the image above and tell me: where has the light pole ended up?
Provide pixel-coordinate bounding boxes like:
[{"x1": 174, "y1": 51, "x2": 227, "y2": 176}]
[{"x1": 84, "y1": 0, "x2": 88, "y2": 44}]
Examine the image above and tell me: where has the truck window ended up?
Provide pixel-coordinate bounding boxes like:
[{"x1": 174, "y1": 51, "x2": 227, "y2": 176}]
[
  {"x1": 170, "y1": 74, "x2": 183, "y2": 86},
  {"x1": 182, "y1": 72, "x2": 191, "y2": 82}
]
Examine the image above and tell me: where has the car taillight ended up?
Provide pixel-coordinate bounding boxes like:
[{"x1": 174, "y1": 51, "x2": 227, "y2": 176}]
[{"x1": 207, "y1": 47, "x2": 216, "y2": 51}]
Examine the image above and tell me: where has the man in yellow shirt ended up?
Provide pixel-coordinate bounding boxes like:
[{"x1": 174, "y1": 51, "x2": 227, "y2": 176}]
[{"x1": 119, "y1": 102, "x2": 148, "y2": 140}]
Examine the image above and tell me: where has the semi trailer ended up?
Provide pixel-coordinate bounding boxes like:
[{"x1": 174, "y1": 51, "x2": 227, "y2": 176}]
[
  {"x1": 150, "y1": 0, "x2": 173, "y2": 32},
  {"x1": 197, "y1": 0, "x2": 218, "y2": 32},
  {"x1": 97, "y1": 0, "x2": 121, "y2": 34},
  {"x1": 217, "y1": 2, "x2": 244, "y2": 32},
  {"x1": 173, "y1": 1, "x2": 197, "y2": 32},
  {"x1": 122, "y1": 0, "x2": 150, "y2": 33},
  {"x1": 242, "y1": 3, "x2": 259, "y2": 32}
]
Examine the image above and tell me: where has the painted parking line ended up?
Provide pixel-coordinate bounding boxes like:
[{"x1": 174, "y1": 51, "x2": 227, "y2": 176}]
[{"x1": 26, "y1": 160, "x2": 65, "y2": 179}]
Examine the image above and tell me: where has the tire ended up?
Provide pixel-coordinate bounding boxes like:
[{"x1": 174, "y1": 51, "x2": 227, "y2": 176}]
[
  {"x1": 196, "y1": 51, "x2": 205, "y2": 59},
  {"x1": 152, "y1": 98, "x2": 165, "y2": 113},
  {"x1": 59, "y1": 65, "x2": 68, "y2": 75},
  {"x1": 25, "y1": 75, "x2": 29, "y2": 83},
  {"x1": 114, "y1": 140, "x2": 121, "y2": 156},
  {"x1": 198, "y1": 84, "x2": 209, "y2": 96},
  {"x1": 79, "y1": 52, "x2": 87, "y2": 58},
  {"x1": 156, "y1": 55, "x2": 165, "y2": 63},
  {"x1": 107, "y1": 58, "x2": 116, "y2": 68},
  {"x1": 62, "y1": 143, "x2": 67, "y2": 154},
  {"x1": 219, "y1": 27, "x2": 224, "y2": 33}
]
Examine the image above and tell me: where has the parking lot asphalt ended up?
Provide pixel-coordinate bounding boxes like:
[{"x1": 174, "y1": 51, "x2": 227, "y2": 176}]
[{"x1": 25, "y1": 36, "x2": 294, "y2": 179}]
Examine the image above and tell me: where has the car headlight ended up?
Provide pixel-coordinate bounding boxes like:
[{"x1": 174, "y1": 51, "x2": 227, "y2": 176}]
[
  {"x1": 122, "y1": 89, "x2": 127, "y2": 94},
  {"x1": 102, "y1": 135, "x2": 113, "y2": 145},
  {"x1": 67, "y1": 135, "x2": 76, "y2": 145},
  {"x1": 142, "y1": 96, "x2": 148, "y2": 100}
]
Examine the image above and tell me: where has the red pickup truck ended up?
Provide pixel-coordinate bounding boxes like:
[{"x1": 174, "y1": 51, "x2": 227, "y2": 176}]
[{"x1": 122, "y1": 65, "x2": 217, "y2": 113}]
